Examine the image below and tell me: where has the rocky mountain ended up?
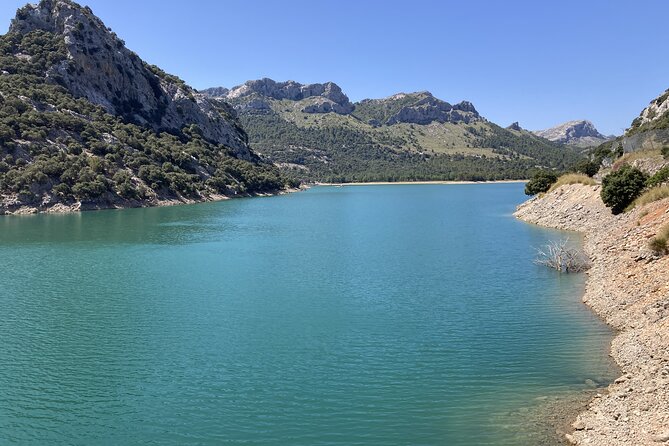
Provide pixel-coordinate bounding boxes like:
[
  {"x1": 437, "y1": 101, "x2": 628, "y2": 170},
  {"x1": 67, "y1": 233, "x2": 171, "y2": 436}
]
[
  {"x1": 630, "y1": 89, "x2": 669, "y2": 131},
  {"x1": 203, "y1": 83, "x2": 481, "y2": 126},
  {"x1": 0, "y1": 0, "x2": 291, "y2": 214},
  {"x1": 533, "y1": 120, "x2": 611, "y2": 148},
  {"x1": 204, "y1": 78, "x2": 583, "y2": 182},
  {"x1": 507, "y1": 122, "x2": 523, "y2": 131},
  {"x1": 621, "y1": 88, "x2": 669, "y2": 153},
  {"x1": 10, "y1": 0, "x2": 251, "y2": 159},
  {"x1": 203, "y1": 78, "x2": 355, "y2": 115},
  {"x1": 353, "y1": 92, "x2": 481, "y2": 126}
]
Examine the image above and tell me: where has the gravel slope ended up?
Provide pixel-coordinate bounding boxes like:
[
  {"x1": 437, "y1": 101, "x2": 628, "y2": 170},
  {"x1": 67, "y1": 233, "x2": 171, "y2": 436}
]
[{"x1": 515, "y1": 184, "x2": 669, "y2": 445}]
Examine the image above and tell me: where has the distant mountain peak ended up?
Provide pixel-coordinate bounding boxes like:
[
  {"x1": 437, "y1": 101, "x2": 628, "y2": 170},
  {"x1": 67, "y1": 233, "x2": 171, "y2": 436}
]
[
  {"x1": 202, "y1": 78, "x2": 355, "y2": 115},
  {"x1": 533, "y1": 120, "x2": 611, "y2": 147},
  {"x1": 355, "y1": 92, "x2": 481, "y2": 126},
  {"x1": 507, "y1": 122, "x2": 522, "y2": 131}
]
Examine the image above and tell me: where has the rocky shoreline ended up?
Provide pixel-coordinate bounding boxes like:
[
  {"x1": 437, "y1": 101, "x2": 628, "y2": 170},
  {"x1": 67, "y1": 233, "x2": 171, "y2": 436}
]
[
  {"x1": 0, "y1": 187, "x2": 303, "y2": 216},
  {"x1": 515, "y1": 183, "x2": 669, "y2": 445}
]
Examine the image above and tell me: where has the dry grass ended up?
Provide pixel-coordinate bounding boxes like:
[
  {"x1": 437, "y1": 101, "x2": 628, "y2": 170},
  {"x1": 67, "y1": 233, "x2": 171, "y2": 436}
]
[
  {"x1": 627, "y1": 185, "x2": 669, "y2": 211},
  {"x1": 649, "y1": 222, "x2": 669, "y2": 255},
  {"x1": 611, "y1": 149, "x2": 662, "y2": 171},
  {"x1": 547, "y1": 173, "x2": 597, "y2": 192}
]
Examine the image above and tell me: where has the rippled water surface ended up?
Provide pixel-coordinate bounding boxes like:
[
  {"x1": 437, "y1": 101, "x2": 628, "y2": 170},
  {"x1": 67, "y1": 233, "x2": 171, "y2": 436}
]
[{"x1": 0, "y1": 184, "x2": 616, "y2": 445}]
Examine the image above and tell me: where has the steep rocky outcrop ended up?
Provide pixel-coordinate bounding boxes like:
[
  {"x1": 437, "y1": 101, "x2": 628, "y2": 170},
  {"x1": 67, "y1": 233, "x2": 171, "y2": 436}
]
[
  {"x1": 205, "y1": 81, "x2": 482, "y2": 125},
  {"x1": 624, "y1": 88, "x2": 669, "y2": 153},
  {"x1": 0, "y1": 0, "x2": 291, "y2": 215},
  {"x1": 534, "y1": 120, "x2": 611, "y2": 147},
  {"x1": 355, "y1": 92, "x2": 482, "y2": 126},
  {"x1": 10, "y1": 0, "x2": 252, "y2": 159},
  {"x1": 200, "y1": 86, "x2": 229, "y2": 98},
  {"x1": 507, "y1": 121, "x2": 523, "y2": 131},
  {"x1": 516, "y1": 184, "x2": 669, "y2": 446},
  {"x1": 203, "y1": 78, "x2": 355, "y2": 115},
  {"x1": 631, "y1": 89, "x2": 669, "y2": 131}
]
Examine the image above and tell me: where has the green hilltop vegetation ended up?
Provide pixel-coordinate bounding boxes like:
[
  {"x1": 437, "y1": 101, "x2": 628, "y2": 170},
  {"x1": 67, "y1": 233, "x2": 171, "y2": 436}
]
[
  {"x1": 0, "y1": 0, "x2": 292, "y2": 213},
  {"x1": 204, "y1": 80, "x2": 586, "y2": 183}
]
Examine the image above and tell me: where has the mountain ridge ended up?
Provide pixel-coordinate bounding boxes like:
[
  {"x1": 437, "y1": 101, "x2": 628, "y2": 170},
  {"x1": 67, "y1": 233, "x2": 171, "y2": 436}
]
[
  {"x1": 533, "y1": 120, "x2": 612, "y2": 148},
  {"x1": 204, "y1": 78, "x2": 583, "y2": 182}
]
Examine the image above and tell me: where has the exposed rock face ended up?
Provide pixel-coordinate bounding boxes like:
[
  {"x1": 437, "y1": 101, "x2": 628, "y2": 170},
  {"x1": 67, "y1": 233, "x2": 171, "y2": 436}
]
[
  {"x1": 507, "y1": 121, "x2": 522, "y2": 131},
  {"x1": 203, "y1": 78, "x2": 355, "y2": 115},
  {"x1": 533, "y1": 120, "x2": 611, "y2": 147},
  {"x1": 10, "y1": 0, "x2": 252, "y2": 159},
  {"x1": 632, "y1": 89, "x2": 669, "y2": 130},
  {"x1": 200, "y1": 86, "x2": 229, "y2": 98},
  {"x1": 359, "y1": 92, "x2": 482, "y2": 125},
  {"x1": 624, "y1": 89, "x2": 669, "y2": 152},
  {"x1": 515, "y1": 184, "x2": 669, "y2": 446}
]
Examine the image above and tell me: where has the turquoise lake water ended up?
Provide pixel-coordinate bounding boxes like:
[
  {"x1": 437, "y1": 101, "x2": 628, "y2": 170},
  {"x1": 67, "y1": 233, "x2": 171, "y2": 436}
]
[{"x1": 0, "y1": 184, "x2": 616, "y2": 445}]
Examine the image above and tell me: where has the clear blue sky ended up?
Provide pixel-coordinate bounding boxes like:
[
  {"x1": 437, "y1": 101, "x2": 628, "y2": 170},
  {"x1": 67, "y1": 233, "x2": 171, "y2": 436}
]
[{"x1": 1, "y1": 0, "x2": 667, "y2": 135}]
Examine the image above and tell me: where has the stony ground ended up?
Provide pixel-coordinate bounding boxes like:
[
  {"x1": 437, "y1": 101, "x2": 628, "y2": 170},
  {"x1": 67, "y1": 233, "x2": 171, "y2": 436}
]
[{"x1": 515, "y1": 184, "x2": 669, "y2": 445}]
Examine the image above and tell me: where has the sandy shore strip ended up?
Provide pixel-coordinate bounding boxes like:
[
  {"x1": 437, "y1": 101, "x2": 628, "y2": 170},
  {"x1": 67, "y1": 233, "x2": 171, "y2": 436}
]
[
  {"x1": 515, "y1": 183, "x2": 669, "y2": 446},
  {"x1": 316, "y1": 179, "x2": 528, "y2": 186}
]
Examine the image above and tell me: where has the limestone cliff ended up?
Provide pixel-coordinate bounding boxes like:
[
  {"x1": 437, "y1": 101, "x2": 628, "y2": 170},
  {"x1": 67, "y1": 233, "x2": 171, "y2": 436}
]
[
  {"x1": 624, "y1": 88, "x2": 669, "y2": 153},
  {"x1": 10, "y1": 0, "x2": 252, "y2": 159},
  {"x1": 203, "y1": 78, "x2": 355, "y2": 115},
  {"x1": 355, "y1": 92, "x2": 482, "y2": 126},
  {"x1": 631, "y1": 89, "x2": 669, "y2": 131},
  {"x1": 533, "y1": 120, "x2": 611, "y2": 147}
]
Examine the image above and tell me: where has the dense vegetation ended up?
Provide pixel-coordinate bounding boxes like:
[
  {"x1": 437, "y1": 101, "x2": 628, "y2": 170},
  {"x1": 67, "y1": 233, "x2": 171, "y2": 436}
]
[
  {"x1": 524, "y1": 171, "x2": 557, "y2": 195},
  {"x1": 600, "y1": 166, "x2": 648, "y2": 214},
  {"x1": 238, "y1": 108, "x2": 584, "y2": 183},
  {"x1": 646, "y1": 166, "x2": 669, "y2": 189},
  {"x1": 0, "y1": 30, "x2": 292, "y2": 209}
]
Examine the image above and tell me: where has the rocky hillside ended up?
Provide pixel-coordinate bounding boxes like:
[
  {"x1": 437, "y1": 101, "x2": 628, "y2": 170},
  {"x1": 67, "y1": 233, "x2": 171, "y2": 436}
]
[
  {"x1": 534, "y1": 120, "x2": 612, "y2": 148},
  {"x1": 12, "y1": 0, "x2": 251, "y2": 158},
  {"x1": 353, "y1": 92, "x2": 480, "y2": 126},
  {"x1": 515, "y1": 184, "x2": 669, "y2": 446},
  {"x1": 507, "y1": 121, "x2": 523, "y2": 131},
  {"x1": 623, "y1": 88, "x2": 669, "y2": 153},
  {"x1": 204, "y1": 78, "x2": 355, "y2": 115},
  {"x1": 629, "y1": 89, "x2": 669, "y2": 134},
  {"x1": 0, "y1": 0, "x2": 292, "y2": 215},
  {"x1": 204, "y1": 79, "x2": 584, "y2": 182}
]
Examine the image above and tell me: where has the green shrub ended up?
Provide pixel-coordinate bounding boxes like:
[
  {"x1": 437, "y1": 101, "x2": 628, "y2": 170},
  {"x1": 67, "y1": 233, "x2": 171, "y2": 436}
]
[
  {"x1": 662, "y1": 146, "x2": 669, "y2": 159},
  {"x1": 112, "y1": 170, "x2": 138, "y2": 199},
  {"x1": 646, "y1": 166, "x2": 669, "y2": 188},
  {"x1": 52, "y1": 183, "x2": 70, "y2": 197},
  {"x1": 575, "y1": 159, "x2": 600, "y2": 177},
  {"x1": 524, "y1": 171, "x2": 558, "y2": 195},
  {"x1": 601, "y1": 166, "x2": 648, "y2": 214},
  {"x1": 72, "y1": 178, "x2": 107, "y2": 200}
]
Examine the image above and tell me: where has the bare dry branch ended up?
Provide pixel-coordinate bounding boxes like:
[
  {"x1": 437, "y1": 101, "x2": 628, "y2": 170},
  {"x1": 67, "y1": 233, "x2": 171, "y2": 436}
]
[{"x1": 534, "y1": 239, "x2": 590, "y2": 273}]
